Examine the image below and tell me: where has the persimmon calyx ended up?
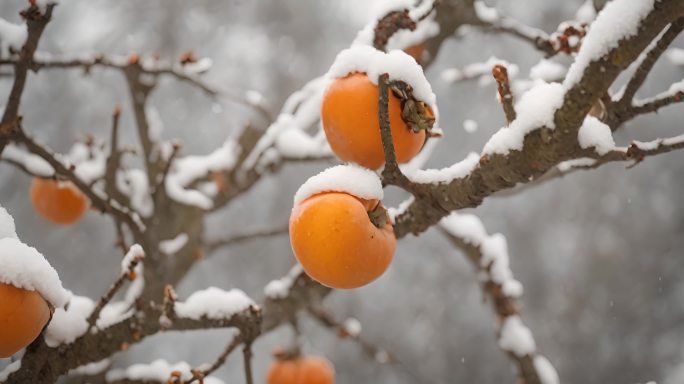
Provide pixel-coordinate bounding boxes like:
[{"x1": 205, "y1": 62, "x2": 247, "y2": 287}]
[
  {"x1": 273, "y1": 346, "x2": 302, "y2": 361},
  {"x1": 389, "y1": 80, "x2": 435, "y2": 133},
  {"x1": 368, "y1": 203, "x2": 389, "y2": 228}
]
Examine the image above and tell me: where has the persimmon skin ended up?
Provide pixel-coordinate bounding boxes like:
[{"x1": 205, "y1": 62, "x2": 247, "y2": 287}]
[
  {"x1": 321, "y1": 73, "x2": 427, "y2": 170},
  {"x1": 289, "y1": 192, "x2": 396, "y2": 289},
  {"x1": 0, "y1": 283, "x2": 51, "y2": 358},
  {"x1": 30, "y1": 178, "x2": 89, "y2": 225},
  {"x1": 267, "y1": 356, "x2": 335, "y2": 384}
]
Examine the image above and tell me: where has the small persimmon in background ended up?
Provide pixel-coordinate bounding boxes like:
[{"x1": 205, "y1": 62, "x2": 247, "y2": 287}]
[
  {"x1": 321, "y1": 72, "x2": 427, "y2": 170},
  {"x1": 30, "y1": 178, "x2": 89, "y2": 225},
  {"x1": 404, "y1": 42, "x2": 426, "y2": 63},
  {"x1": 0, "y1": 282, "x2": 51, "y2": 358},
  {"x1": 267, "y1": 354, "x2": 335, "y2": 384},
  {"x1": 289, "y1": 192, "x2": 395, "y2": 289}
]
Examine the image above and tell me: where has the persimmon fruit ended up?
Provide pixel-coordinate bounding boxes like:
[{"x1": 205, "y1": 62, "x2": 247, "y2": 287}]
[
  {"x1": 321, "y1": 72, "x2": 429, "y2": 170},
  {"x1": 30, "y1": 178, "x2": 89, "y2": 225},
  {"x1": 267, "y1": 355, "x2": 335, "y2": 384},
  {"x1": 289, "y1": 191, "x2": 396, "y2": 289},
  {"x1": 0, "y1": 282, "x2": 51, "y2": 358}
]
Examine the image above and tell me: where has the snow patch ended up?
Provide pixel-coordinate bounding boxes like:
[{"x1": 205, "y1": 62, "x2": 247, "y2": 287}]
[
  {"x1": 159, "y1": 233, "x2": 189, "y2": 255},
  {"x1": 0, "y1": 18, "x2": 27, "y2": 55},
  {"x1": 404, "y1": 152, "x2": 480, "y2": 184},
  {"x1": 534, "y1": 355, "x2": 560, "y2": 384},
  {"x1": 578, "y1": 116, "x2": 615, "y2": 155},
  {"x1": 264, "y1": 265, "x2": 303, "y2": 299},
  {"x1": 667, "y1": 48, "x2": 684, "y2": 66},
  {"x1": 175, "y1": 287, "x2": 254, "y2": 320},
  {"x1": 0, "y1": 205, "x2": 18, "y2": 239},
  {"x1": 499, "y1": 315, "x2": 536, "y2": 357},
  {"x1": 293, "y1": 164, "x2": 383, "y2": 205}
]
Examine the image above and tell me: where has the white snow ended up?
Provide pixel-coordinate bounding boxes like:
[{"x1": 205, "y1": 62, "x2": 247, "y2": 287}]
[
  {"x1": 45, "y1": 294, "x2": 95, "y2": 347},
  {"x1": 174, "y1": 287, "x2": 254, "y2": 320},
  {"x1": 499, "y1": 315, "x2": 536, "y2": 357},
  {"x1": 387, "y1": 196, "x2": 414, "y2": 224},
  {"x1": 578, "y1": 116, "x2": 615, "y2": 155},
  {"x1": 534, "y1": 355, "x2": 560, "y2": 384},
  {"x1": 326, "y1": 45, "x2": 437, "y2": 109},
  {"x1": 0, "y1": 237, "x2": 69, "y2": 307},
  {"x1": 117, "y1": 169, "x2": 154, "y2": 217},
  {"x1": 293, "y1": 164, "x2": 383, "y2": 205},
  {"x1": 0, "y1": 360, "x2": 21, "y2": 382},
  {"x1": 463, "y1": 119, "x2": 478, "y2": 133},
  {"x1": 121, "y1": 244, "x2": 145, "y2": 275},
  {"x1": 274, "y1": 123, "x2": 331, "y2": 159},
  {"x1": 159, "y1": 233, "x2": 189, "y2": 255},
  {"x1": 165, "y1": 140, "x2": 240, "y2": 209},
  {"x1": 564, "y1": 0, "x2": 655, "y2": 88},
  {"x1": 557, "y1": 157, "x2": 596, "y2": 172},
  {"x1": 483, "y1": 82, "x2": 565, "y2": 155},
  {"x1": 667, "y1": 48, "x2": 684, "y2": 66},
  {"x1": 632, "y1": 133, "x2": 684, "y2": 151},
  {"x1": 264, "y1": 264, "x2": 303, "y2": 299},
  {"x1": 68, "y1": 359, "x2": 111, "y2": 377},
  {"x1": 474, "y1": 1, "x2": 499, "y2": 23},
  {"x1": 529, "y1": 60, "x2": 567, "y2": 82},
  {"x1": 575, "y1": 0, "x2": 597, "y2": 23},
  {"x1": 1, "y1": 144, "x2": 54, "y2": 177},
  {"x1": 0, "y1": 18, "x2": 27, "y2": 55},
  {"x1": 404, "y1": 152, "x2": 480, "y2": 184},
  {"x1": 343, "y1": 318, "x2": 362, "y2": 337},
  {"x1": 245, "y1": 90, "x2": 266, "y2": 107},
  {"x1": 441, "y1": 57, "x2": 518, "y2": 85},
  {"x1": 106, "y1": 360, "x2": 193, "y2": 382},
  {"x1": 0, "y1": 205, "x2": 18, "y2": 239},
  {"x1": 440, "y1": 213, "x2": 524, "y2": 298}
]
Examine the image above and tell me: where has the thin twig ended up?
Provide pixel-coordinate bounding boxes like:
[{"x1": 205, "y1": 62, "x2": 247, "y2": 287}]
[
  {"x1": 184, "y1": 334, "x2": 243, "y2": 384},
  {"x1": 205, "y1": 225, "x2": 289, "y2": 253},
  {"x1": 242, "y1": 342, "x2": 254, "y2": 384}
]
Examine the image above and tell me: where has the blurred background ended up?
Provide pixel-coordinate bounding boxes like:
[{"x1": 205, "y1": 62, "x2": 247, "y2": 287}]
[{"x1": 1, "y1": 0, "x2": 683, "y2": 383}]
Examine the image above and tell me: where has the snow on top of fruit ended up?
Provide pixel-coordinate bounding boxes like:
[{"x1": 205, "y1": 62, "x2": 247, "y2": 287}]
[
  {"x1": 0, "y1": 237, "x2": 70, "y2": 307},
  {"x1": 165, "y1": 140, "x2": 240, "y2": 210},
  {"x1": 404, "y1": 152, "x2": 480, "y2": 184},
  {"x1": 293, "y1": 164, "x2": 383, "y2": 205},
  {"x1": 483, "y1": 82, "x2": 565, "y2": 155},
  {"x1": 326, "y1": 45, "x2": 437, "y2": 109},
  {"x1": 499, "y1": 315, "x2": 536, "y2": 357},
  {"x1": 440, "y1": 213, "x2": 523, "y2": 298},
  {"x1": 264, "y1": 264, "x2": 303, "y2": 299},
  {"x1": 564, "y1": 0, "x2": 655, "y2": 88},
  {"x1": 106, "y1": 359, "x2": 225, "y2": 384},
  {"x1": 534, "y1": 356, "x2": 560, "y2": 384},
  {"x1": 578, "y1": 116, "x2": 615, "y2": 155},
  {"x1": 0, "y1": 205, "x2": 18, "y2": 239},
  {"x1": 174, "y1": 287, "x2": 255, "y2": 320},
  {"x1": 0, "y1": 18, "x2": 27, "y2": 55}
]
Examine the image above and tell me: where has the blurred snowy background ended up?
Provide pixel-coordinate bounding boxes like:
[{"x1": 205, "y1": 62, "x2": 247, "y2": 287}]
[{"x1": 1, "y1": 0, "x2": 683, "y2": 383}]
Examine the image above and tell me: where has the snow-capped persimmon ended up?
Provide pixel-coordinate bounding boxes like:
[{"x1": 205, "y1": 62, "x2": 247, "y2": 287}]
[
  {"x1": 0, "y1": 282, "x2": 51, "y2": 358},
  {"x1": 267, "y1": 354, "x2": 335, "y2": 384},
  {"x1": 30, "y1": 178, "x2": 89, "y2": 225},
  {"x1": 321, "y1": 72, "x2": 432, "y2": 170},
  {"x1": 289, "y1": 192, "x2": 396, "y2": 289}
]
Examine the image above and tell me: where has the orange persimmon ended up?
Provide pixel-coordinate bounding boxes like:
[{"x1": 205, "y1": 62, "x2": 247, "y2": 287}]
[
  {"x1": 30, "y1": 178, "x2": 89, "y2": 225},
  {"x1": 0, "y1": 282, "x2": 51, "y2": 358},
  {"x1": 321, "y1": 72, "x2": 427, "y2": 170},
  {"x1": 267, "y1": 355, "x2": 335, "y2": 384},
  {"x1": 289, "y1": 192, "x2": 396, "y2": 289}
]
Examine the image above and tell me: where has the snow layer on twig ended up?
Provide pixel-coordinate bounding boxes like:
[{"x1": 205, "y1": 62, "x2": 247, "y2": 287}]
[
  {"x1": 578, "y1": 116, "x2": 615, "y2": 155},
  {"x1": 1, "y1": 144, "x2": 54, "y2": 177},
  {"x1": 534, "y1": 355, "x2": 560, "y2": 384},
  {"x1": 293, "y1": 164, "x2": 383, "y2": 205},
  {"x1": 667, "y1": 48, "x2": 684, "y2": 66},
  {"x1": 174, "y1": 287, "x2": 254, "y2": 320},
  {"x1": 68, "y1": 359, "x2": 111, "y2": 377},
  {"x1": 264, "y1": 264, "x2": 303, "y2": 299},
  {"x1": 499, "y1": 315, "x2": 536, "y2": 357},
  {"x1": 0, "y1": 18, "x2": 27, "y2": 55},
  {"x1": 404, "y1": 152, "x2": 480, "y2": 184},
  {"x1": 0, "y1": 205, "x2": 18, "y2": 239},
  {"x1": 564, "y1": 0, "x2": 655, "y2": 88},
  {"x1": 529, "y1": 59, "x2": 566, "y2": 82},
  {"x1": 159, "y1": 233, "x2": 189, "y2": 255},
  {"x1": 121, "y1": 244, "x2": 145, "y2": 274},
  {"x1": 0, "y1": 361, "x2": 21, "y2": 382},
  {"x1": 483, "y1": 82, "x2": 565, "y2": 155},
  {"x1": 45, "y1": 294, "x2": 95, "y2": 347},
  {"x1": 0, "y1": 237, "x2": 69, "y2": 307}
]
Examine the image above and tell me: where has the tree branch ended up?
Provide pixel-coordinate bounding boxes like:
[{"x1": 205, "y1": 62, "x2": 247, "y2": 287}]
[{"x1": 205, "y1": 225, "x2": 289, "y2": 254}]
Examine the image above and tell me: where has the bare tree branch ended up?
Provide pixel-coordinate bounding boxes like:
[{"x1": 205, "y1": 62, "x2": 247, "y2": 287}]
[{"x1": 205, "y1": 225, "x2": 289, "y2": 253}]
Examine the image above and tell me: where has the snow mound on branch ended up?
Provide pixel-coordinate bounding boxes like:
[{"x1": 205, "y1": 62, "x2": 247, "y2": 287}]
[
  {"x1": 474, "y1": 1, "x2": 499, "y2": 23},
  {"x1": 499, "y1": 315, "x2": 536, "y2": 357},
  {"x1": 0, "y1": 361, "x2": 21, "y2": 382},
  {"x1": 578, "y1": 116, "x2": 615, "y2": 155},
  {"x1": 667, "y1": 48, "x2": 684, "y2": 66},
  {"x1": 0, "y1": 18, "x2": 27, "y2": 55},
  {"x1": 564, "y1": 0, "x2": 655, "y2": 88},
  {"x1": 106, "y1": 360, "x2": 223, "y2": 384},
  {"x1": 45, "y1": 294, "x2": 95, "y2": 347},
  {"x1": 529, "y1": 59, "x2": 566, "y2": 82},
  {"x1": 326, "y1": 45, "x2": 437, "y2": 109},
  {"x1": 0, "y1": 237, "x2": 69, "y2": 307},
  {"x1": 483, "y1": 82, "x2": 565, "y2": 155},
  {"x1": 174, "y1": 287, "x2": 254, "y2": 320},
  {"x1": 121, "y1": 244, "x2": 145, "y2": 274},
  {"x1": 404, "y1": 152, "x2": 480, "y2": 184},
  {"x1": 0, "y1": 205, "x2": 18, "y2": 239},
  {"x1": 534, "y1": 355, "x2": 560, "y2": 384},
  {"x1": 293, "y1": 164, "x2": 383, "y2": 205},
  {"x1": 264, "y1": 264, "x2": 303, "y2": 299},
  {"x1": 1, "y1": 144, "x2": 54, "y2": 177},
  {"x1": 159, "y1": 233, "x2": 188, "y2": 255}
]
